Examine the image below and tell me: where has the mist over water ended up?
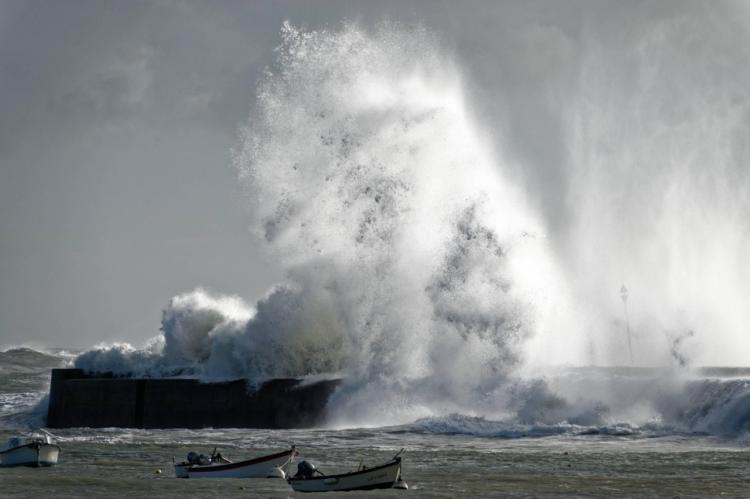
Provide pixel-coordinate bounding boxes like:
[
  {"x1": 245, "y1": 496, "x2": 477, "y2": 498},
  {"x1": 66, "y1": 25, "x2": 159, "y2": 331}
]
[
  {"x1": 74, "y1": 8, "x2": 750, "y2": 433},
  {"x1": 554, "y1": 4, "x2": 750, "y2": 368}
]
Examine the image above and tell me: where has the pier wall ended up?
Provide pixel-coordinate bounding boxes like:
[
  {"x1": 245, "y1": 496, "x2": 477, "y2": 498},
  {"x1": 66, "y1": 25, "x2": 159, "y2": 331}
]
[{"x1": 46, "y1": 369, "x2": 341, "y2": 429}]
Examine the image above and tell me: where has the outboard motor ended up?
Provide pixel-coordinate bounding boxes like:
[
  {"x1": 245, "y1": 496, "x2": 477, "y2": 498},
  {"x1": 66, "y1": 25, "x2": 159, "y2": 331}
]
[
  {"x1": 295, "y1": 460, "x2": 317, "y2": 479},
  {"x1": 186, "y1": 452, "x2": 211, "y2": 465}
]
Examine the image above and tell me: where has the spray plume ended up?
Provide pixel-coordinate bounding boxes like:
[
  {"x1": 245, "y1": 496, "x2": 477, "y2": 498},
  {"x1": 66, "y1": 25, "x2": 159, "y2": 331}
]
[
  {"x1": 77, "y1": 22, "x2": 566, "y2": 425},
  {"x1": 76, "y1": 10, "x2": 750, "y2": 432}
]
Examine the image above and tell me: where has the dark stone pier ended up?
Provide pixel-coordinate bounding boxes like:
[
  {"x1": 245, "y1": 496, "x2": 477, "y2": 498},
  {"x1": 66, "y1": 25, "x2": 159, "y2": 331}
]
[{"x1": 46, "y1": 369, "x2": 341, "y2": 429}]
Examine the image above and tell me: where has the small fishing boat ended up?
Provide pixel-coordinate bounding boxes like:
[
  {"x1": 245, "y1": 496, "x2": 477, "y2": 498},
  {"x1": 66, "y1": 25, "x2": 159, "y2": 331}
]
[
  {"x1": 174, "y1": 446, "x2": 296, "y2": 478},
  {"x1": 0, "y1": 432, "x2": 61, "y2": 467},
  {"x1": 288, "y1": 450, "x2": 406, "y2": 492}
]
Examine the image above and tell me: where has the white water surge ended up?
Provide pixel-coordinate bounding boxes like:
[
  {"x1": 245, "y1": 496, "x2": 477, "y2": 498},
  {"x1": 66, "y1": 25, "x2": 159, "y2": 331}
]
[{"x1": 76, "y1": 10, "x2": 750, "y2": 434}]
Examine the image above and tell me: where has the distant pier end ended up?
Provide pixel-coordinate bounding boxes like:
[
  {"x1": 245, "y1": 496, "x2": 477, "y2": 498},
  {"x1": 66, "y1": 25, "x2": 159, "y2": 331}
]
[{"x1": 46, "y1": 368, "x2": 341, "y2": 429}]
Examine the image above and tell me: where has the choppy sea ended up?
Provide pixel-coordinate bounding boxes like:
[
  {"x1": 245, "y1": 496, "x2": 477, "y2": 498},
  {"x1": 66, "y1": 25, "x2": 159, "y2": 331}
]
[{"x1": 1, "y1": 347, "x2": 750, "y2": 498}]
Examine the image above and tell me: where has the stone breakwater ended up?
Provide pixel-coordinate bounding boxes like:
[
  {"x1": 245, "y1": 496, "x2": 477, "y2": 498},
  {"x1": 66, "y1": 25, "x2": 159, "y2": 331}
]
[{"x1": 47, "y1": 369, "x2": 341, "y2": 429}]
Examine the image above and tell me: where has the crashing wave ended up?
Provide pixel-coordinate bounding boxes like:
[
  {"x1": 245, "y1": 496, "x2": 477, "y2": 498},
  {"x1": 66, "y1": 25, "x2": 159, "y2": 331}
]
[
  {"x1": 76, "y1": 22, "x2": 564, "y2": 422},
  {"x1": 74, "y1": 286, "x2": 346, "y2": 380},
  {"x1": 73, "y1": 13, "x2": 750, "y2": 436}
]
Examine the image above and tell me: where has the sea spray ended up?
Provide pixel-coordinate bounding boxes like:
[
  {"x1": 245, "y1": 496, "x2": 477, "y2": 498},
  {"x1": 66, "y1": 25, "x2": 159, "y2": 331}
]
[
  {"x1": 558, "y1": 5, "x2": 750, "y2": 366},
  {"x1": 73, "y1": 10, "x2": 750, "y2": 434},
  {"x1": 234, "y1": 21, "x2": 571, "y2": 425},
  {"x1": 76, "y1": 22, "x2": 567, "y2": 425}
]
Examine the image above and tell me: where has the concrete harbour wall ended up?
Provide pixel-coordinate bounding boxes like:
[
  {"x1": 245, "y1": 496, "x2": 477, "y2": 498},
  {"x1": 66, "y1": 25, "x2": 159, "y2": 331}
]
[{"x1": 46, "y1": 369, "x2": 341, "y2": 429}]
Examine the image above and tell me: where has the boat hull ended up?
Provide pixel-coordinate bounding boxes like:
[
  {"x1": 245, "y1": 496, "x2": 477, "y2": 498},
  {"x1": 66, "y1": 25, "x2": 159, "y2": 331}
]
[
  {"x1": 289, "y1": 458, "x2": 401, "y2": 492},
  {"x1": 0, "y1": 443, "x2": 60, "y2": 467},
  {"x1": 175, "y1": 449, "x2": 294, "y2": 478}
]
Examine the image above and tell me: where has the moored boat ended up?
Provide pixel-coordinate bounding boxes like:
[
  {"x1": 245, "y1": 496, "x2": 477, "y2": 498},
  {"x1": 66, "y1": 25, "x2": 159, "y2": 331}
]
[
  {"x1": 174, "y1": 446, "x2": 296, "y2": 478},
  {"x1": 0, "y1": 432, "x2": 61, "y2": 467},
  {"x1": 288, "y1": 450, "x2": 405, "y2": 492}
]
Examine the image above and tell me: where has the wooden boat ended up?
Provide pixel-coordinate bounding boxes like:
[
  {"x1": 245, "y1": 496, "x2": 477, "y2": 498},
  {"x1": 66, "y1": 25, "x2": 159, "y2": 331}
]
[
  {"x1": 288, "y1": 451, "x2": 405, "y2": 492},
  {"x1": 0, "y1": 433, "x2": 61, "y2": 467},
  {"x1": 174, "y1": 446, "x2": 296, "y2": 478}
]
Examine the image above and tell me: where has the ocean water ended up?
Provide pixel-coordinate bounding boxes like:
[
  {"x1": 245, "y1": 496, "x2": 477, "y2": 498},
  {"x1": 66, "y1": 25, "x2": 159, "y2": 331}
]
[{"x1": 2, "y1": 347, "x2": 750, "y2": 498}]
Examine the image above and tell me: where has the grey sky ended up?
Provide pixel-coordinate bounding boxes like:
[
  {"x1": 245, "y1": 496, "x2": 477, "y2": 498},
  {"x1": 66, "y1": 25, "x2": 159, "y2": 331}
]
[{"x1": 2, "y1": 1, "x2": 748, "y2": 352}]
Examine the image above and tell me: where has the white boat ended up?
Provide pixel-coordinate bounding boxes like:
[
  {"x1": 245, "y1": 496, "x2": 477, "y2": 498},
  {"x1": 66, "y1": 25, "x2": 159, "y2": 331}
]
[
  {"x1": 0, "y1": 433, "x2": 61, "y2": 467},
  {"x1": 288, "y1": 452, "x2": 404, "y2": 492},
  {"x1": 174, "y1": 446, "x2": 296, "y2": 478}
]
